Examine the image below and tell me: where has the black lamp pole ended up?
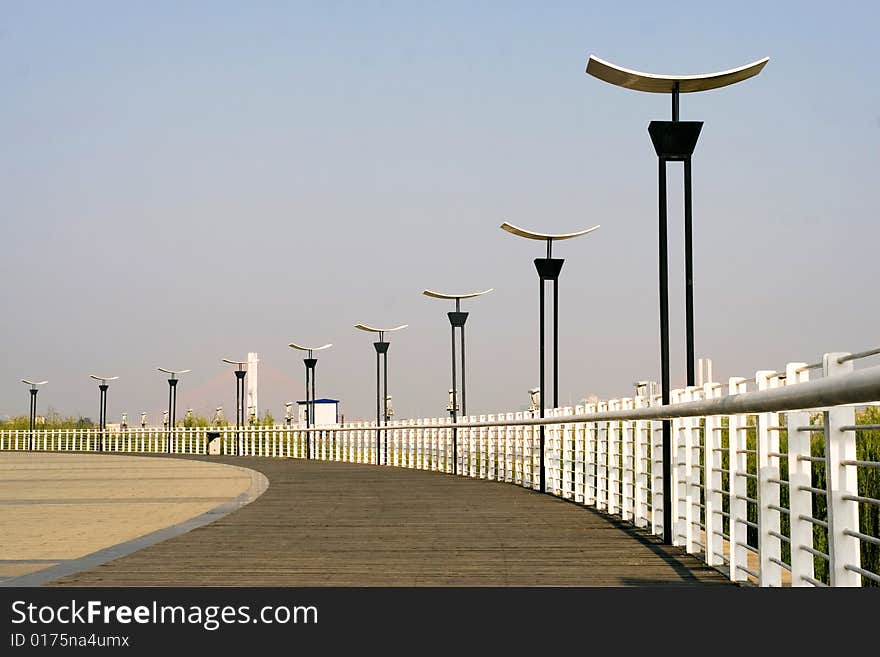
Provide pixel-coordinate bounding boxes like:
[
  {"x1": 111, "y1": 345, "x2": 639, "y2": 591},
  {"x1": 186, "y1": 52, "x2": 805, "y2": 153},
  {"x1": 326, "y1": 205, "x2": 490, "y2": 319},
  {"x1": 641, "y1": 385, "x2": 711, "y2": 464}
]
[
  {"x1": 22, "y1": 381, "x2": 46, "y2": 451},
  {"x1": 222, "y1": 360, "x2": 248, "y2": 456},
  {"x1": 373, "y1": 334, "x2": 389, "y2": 465},
  {"x1": 159, "y1": 369, "x2": 189, "y2": 454},
  {"x1": 445, "y1": 301, "x2": 468, "y2": 476},
  {"x1": 89, "y1": 376, "x2": 118, "y2": 453},
  {"x1": 98, "y1": 384, "x2": 108, "y2": 452},
  {"x1": 355, "y1": 324, "x2": 406, "y2": 467},
  {"x1": 534, "y1": 240, "x2": 565, "y2": 493},
  {"x1": 29, "y1": 387, "x2": 37, "y2": 451},
  {"x1": 423, "y1": 289, "x2": 492, "y2": 475},
  {"x1": 289, "y1": 343, "x2": 332, "y2": 459},
  {"x1": 449, "y1": 309, "x2": 462, "y2": 474},
  {"x1": 501, "y1": 223, "x2": 598, "y2": 494},
  {"x1": 165, "y1": 376, "x2": 177, "y2": 454},
  {"x1": 166, "y1": 378, "x2": 178, "y2": 453},
  {"x1": 304, "y1": 355, "x2": 317, "y2": 458},
  {"x1": 585, "y1": 53, "x2": 768, "y2": 544},
  {"x1": 235, "y1": 368, "x2": 246, "y2": 456},
  {"x1": 649, "y1": 89, "x2": 703, "y2": 544}
]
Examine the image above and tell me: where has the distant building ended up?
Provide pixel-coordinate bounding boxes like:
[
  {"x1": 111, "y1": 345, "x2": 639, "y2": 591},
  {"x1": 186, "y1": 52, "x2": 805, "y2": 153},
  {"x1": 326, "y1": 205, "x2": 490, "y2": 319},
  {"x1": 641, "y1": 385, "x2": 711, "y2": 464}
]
[{"x1": 296, "y1": 399, "x2": 340, "y2": 427}]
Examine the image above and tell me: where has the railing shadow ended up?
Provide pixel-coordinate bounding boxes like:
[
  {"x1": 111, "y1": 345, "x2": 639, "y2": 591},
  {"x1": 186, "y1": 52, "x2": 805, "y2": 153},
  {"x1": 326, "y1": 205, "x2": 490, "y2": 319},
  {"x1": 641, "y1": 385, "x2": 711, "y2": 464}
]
[{"x1": 554, "y1": 496, "x2": 733, "y2": 584}]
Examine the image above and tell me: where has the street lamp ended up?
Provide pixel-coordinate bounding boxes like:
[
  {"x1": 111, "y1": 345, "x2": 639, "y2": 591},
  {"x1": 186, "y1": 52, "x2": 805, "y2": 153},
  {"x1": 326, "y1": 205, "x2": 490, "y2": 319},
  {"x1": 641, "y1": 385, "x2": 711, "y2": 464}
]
[
  {"x1": 501, "y1": 221, "x2": 599, "y2": 492},
  {"x1": 158, "y1": 368, "x2": 190, "y2": 453},
  {"x1": 354, "y1": 323, "x2": 407, "y2": 465},
  {"x1": 221, "y1": 359, "x2": 248, "y2": 456},
  {"x1": 288, "y1": 342, "x2": 333, "y2": 459},
  {"x1": 422, "y1": 288, "x2": 493, "y2": 474},
  {"x1": 20, "y1": 379, "x2": 47, "y2": 451},
  {"x1": 586, "y1": 54, "x2": 768, "y2": 543},
  {"x1": 89, "y1": 375, "x2": 119, "y2": 452}
]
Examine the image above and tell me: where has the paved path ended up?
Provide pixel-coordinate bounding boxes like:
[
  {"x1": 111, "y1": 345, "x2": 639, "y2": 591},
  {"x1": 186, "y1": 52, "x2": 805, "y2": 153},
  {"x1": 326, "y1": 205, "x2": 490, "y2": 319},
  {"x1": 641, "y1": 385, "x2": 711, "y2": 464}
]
[
  {"x1": 49, "y1": 455, "x2": 730, "y2": 586},
  {"x1": 0, "y1": 453, "x2": 258, "y2": 584}
]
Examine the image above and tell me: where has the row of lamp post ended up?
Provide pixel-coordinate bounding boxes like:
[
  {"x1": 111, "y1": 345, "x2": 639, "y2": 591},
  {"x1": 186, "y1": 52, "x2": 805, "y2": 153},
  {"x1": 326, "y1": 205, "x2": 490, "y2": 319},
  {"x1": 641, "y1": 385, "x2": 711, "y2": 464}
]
[{"x1": 16, "y1": 53, "x2": 769, "y2": 547}]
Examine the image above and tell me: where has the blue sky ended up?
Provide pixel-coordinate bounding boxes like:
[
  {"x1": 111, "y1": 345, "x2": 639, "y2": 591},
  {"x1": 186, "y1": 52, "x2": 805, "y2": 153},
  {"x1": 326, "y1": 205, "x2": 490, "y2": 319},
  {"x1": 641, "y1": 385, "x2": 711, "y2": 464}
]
[{"x1": 2, "y1": 1, "x2": 878, "y2": 422}]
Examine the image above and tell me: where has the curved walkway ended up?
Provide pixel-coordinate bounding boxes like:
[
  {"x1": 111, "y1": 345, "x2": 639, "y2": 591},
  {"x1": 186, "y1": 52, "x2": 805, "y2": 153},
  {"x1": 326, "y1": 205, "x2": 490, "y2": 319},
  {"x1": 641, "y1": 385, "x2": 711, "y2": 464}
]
[
  {"x1": 0, "y1": 453, "x2": 266, "y2": 586},
  {"x1": 48, "y1": 455, "x2": 730, "y2": 586}
]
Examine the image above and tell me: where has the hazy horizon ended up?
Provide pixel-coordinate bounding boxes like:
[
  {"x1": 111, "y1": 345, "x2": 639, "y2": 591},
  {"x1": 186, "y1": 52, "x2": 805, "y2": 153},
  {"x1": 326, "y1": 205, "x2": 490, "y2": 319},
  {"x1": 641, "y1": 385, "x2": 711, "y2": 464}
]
[{"x1": 2, "y1": 1, "x2": 878, "y2": 424}]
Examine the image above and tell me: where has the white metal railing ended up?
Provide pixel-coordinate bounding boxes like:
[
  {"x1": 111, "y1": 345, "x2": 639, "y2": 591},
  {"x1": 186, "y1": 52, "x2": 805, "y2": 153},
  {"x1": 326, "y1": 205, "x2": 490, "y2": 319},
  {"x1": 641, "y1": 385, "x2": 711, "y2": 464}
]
[{"x1": 3, "y1": 350, "x2": 879, "y2": 587}]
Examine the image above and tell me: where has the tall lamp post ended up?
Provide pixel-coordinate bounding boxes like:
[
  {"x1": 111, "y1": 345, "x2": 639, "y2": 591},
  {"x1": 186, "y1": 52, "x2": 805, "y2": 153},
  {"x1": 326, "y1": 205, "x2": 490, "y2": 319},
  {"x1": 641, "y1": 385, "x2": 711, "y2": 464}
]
[
  {"x1": 21, "y1": 379, "x2": 47, "y2": 451},
  {"x1": 288, "y1": 342, "x2": 333, "y2": 459},
  {"x1": 158, "y1": 368, "x2": 190, "y2": 453},
  {"x1": 221, "y1": 359, "x2": 248, "y2": 456},
  {"x1": 89, "y1": 375, "x2": 119, "y2": 452},
  {"x1": 422, "y1": 288, "x2": 493, "y2": 475},
  {"x1": 501, "y1": 221, "x2": 599, "y2": 492},
  {"x1": 354, "y1": 323, "x2": 407, "y2": 465},
  {"x1": 586, "y1": 54, "x2": 768, "y2": 544}
]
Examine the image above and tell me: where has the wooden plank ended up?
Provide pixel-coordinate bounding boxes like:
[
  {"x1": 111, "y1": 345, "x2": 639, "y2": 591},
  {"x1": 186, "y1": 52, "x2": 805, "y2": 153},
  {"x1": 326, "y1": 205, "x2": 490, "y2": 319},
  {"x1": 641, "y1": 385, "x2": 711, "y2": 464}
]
[{"x1": 50, "y1": 456, "x2": 731, "y2": 587}]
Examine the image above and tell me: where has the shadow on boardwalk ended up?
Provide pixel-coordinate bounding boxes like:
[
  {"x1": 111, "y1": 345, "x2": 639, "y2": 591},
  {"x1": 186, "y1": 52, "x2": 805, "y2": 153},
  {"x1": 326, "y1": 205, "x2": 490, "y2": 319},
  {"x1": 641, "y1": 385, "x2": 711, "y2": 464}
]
[{"x1": 50, "y1": 455, "x2": 731, "y2": 587}]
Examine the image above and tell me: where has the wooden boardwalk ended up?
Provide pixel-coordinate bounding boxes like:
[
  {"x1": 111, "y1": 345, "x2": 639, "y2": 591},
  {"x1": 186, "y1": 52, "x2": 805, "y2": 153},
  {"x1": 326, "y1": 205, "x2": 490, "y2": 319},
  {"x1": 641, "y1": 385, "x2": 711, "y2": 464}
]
[{"x1": 50, "y1": 456, "x2": 731, "y2": 586}]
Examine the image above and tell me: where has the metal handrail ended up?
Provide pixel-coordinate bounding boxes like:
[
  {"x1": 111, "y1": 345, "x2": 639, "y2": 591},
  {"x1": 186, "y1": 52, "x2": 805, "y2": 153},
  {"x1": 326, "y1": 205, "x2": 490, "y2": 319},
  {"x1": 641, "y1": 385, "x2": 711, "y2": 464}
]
[{"x1": 274, "y1": 363, "x2": 880, "y2": 432}]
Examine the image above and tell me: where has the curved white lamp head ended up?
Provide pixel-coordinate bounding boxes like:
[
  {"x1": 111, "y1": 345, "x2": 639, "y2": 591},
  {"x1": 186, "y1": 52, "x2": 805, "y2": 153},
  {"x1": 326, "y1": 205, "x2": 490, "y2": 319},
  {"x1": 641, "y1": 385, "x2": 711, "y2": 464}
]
[
  {"x1": 500, "y1": 222, "x2": 600, "y2": 241},
  {"x1": 585, "y1": 55, "x2": 769, "y2": 94},
  {"x1": 288, "y1": 343, "x2": 333, "y2": 352},
  {"x1": 422, "y1": 288, "x2": 494, "y2": 301},
  {"x1": 221, "y1": 358, "x2": 246, "y2": 365},
  {"x1": 158, "y1": 368, "x2": 191, "y2": 376},
  {"x1": 89, "y1": 375, "x2": 119, "y2": 384},
  {"x1": 21, "y1": 379, "x2": 48, "y2": 387},
  {"x1": 354, "y1": 324, "x2": 408, "y2": 333}
]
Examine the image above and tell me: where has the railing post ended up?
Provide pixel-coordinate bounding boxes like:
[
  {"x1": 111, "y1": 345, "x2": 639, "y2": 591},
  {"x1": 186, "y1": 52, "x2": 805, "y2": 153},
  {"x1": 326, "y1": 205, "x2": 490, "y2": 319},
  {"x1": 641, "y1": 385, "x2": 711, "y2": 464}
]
[
  {"x1": 596, "y1": 401, "x2": 609, "y2": 511},
  {"x1": 703, "y1": 382, "x2": 724, "y2": 567},
  {"x1": 650, "y1": 389, "x2": 664, "y2": 536},
  {"x1": 503, "y1": 413, "x2": 512, "y2": 482},
  {"x1": 634, "y1": 393, "x2": 649, "y2": 528},
  {"x1": 608, "y1": 400, "x2": 621, "y2": 515},
  {"x1": 488, "y1": 414, "x2": 498, "y2": 480},
  {"x1": 513, "y1": 412, "x2": 523, "y2": 485},
  {"x1": 728, "y1": 377, "x2": 750, "y2": 582},
  {"x1": 670, "y1": 388, "x2": 685, "y2": 547},
  {"x1": 621, "y1": 398, "x2": 634, "y2": 522},
  {"x1": 429, "y1": 417, "x2": 436, "y2": 471},
  {"x1": 585, "y1": 403, "x2": 597, "y2": 508},
  {"x1": 823, "y1": 352, "x2": 861, "y2": 586},
  {"x1": 545, "y1": 409, "x2": 556, "y2": 494},
  {"x1": 756, "y1": 370, "x2": 783, "y2": 586},
  {"x1": 564, "y1": 407, "x2": 572, "y2": 495},
  {"x1": 526, "y1": 416, "x2": 536, "y2": 489},
  {"x1": 574, "y1": 404, "x2": 585, "y2": 505},
  {"x1": 476, "y1": 414, "x2": 485, "y2": 479},
  {"x1": 784, "y1": 362, "x2": 814, "y2": 586},
  {"x1": 414, "y1": 419, "x2": 422, "y2": 469},
  {"x1": 684, "y1": 386, "x2": 701, "y2": 555}
]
